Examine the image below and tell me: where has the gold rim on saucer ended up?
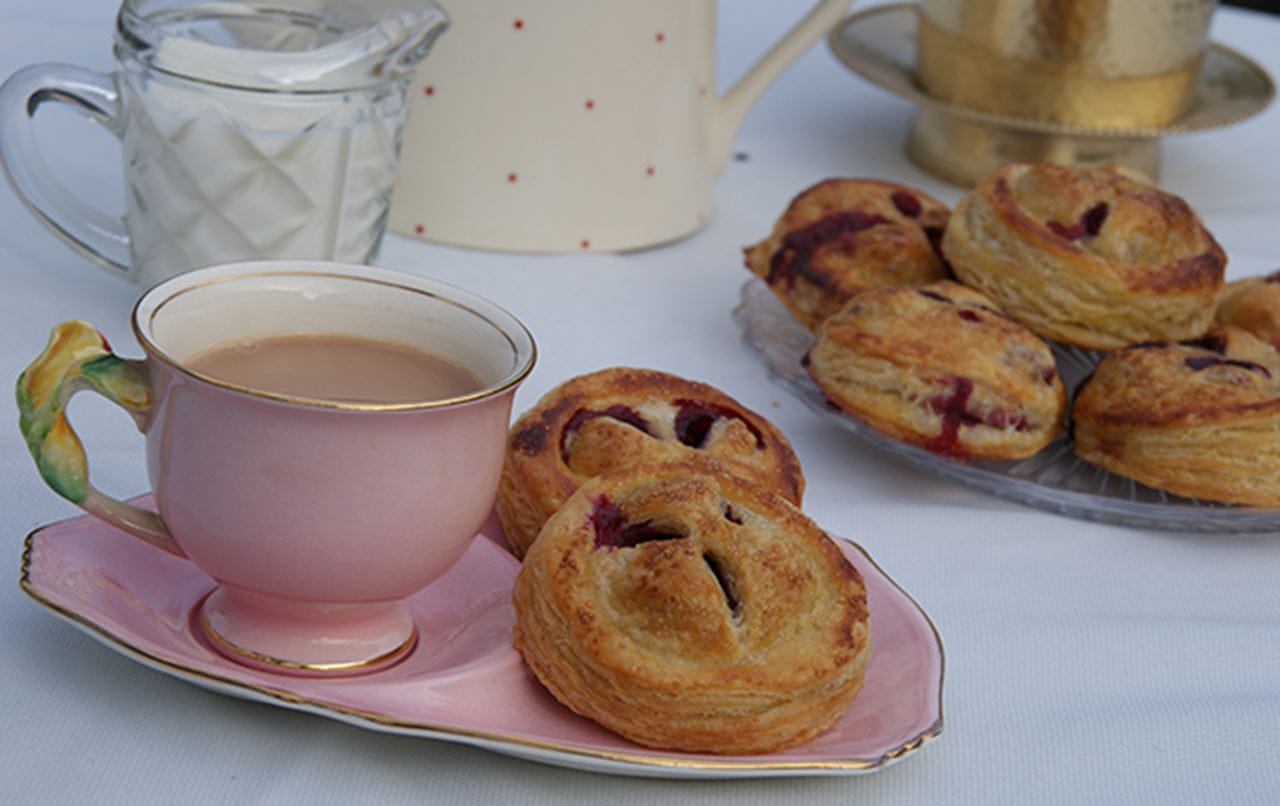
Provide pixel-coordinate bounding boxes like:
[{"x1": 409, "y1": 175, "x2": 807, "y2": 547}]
[
  {"x1": 19, "y1": 519, "x2": 946, "y2": 776},
  {"x1": 827, "y1": 3, "x2": 1276, "y2": 185},
  {"x1": 195, "y1": 597, "x2": 420, "y2": 676}
]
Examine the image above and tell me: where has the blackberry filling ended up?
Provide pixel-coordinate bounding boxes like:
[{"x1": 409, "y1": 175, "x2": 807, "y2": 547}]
[
  {"x1": 1047, "y1": 202, "x2": 1109, "y2": 240},
  {"x1": 702, "y1": 553, "x2": 741, "y2": 616},
  {"x1": 925, "y1": 376, "x2": 1029, "y2": 456},
  {"x1": 1180, "y1": 333, "x2": 1227, "y2": 354},
  {"x1": 767, "y1": 211, "x2": 890, "y2": 287},
  {"x1": 591, "y1": 496, "x2": 684, "y2": 550},
  {"x1": 1184, "y1": 356, "x2": 1271, "y2": 378},
  {"x1": 891, "y1": 190, "x2": 922, "y2": 218},
  {"x1": 673, "y1": 399, "x2": 766, "y2": 449}
]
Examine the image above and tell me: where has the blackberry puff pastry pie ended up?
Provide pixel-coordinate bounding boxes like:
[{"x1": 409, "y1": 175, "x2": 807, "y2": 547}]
[
  {"x1": 497, "y1": 367, "x2": 803, "y2": 558},
  {"x1": 943, "y1": 162, "x2": 1225, "y2": 350},
  {"x1": 1073, "y1": 326, "x2": 1280, "y2": 506},
  {"x1": 806, "y1": 280, "x2": 1065, "y2": 459},
  {"x1": 1215, "y1": 271, "x2": 1280, "y2": 350},
  {"x1": 744, "y1": 178, "x2": 951, "y2": 331},
  {"x1": 512, "y1": 461, "x2": 869, "y2": 754}
]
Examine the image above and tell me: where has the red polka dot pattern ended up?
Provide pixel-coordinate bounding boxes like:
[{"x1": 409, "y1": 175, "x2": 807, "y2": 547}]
[{"x1": 403, "y1": 11, "x2": 716, "y2": 251}]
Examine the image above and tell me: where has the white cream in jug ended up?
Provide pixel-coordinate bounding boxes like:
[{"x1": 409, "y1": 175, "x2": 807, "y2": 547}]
[
  {"x1": 119, "y1": 68, "x2": 405, "y2": 285},
  {"x1": 111, "y1": 1, "x2": 445, "y2": 284}
]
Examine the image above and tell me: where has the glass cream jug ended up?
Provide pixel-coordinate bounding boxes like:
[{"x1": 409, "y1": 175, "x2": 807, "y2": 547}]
[{"x1": 0, "y1": 0, "x2": 449, "y2": 286}]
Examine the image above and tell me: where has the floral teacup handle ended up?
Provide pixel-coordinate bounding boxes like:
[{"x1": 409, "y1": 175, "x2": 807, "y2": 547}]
[{"x1": 17, "y1": 321, "x2": 182, "y2": 556}]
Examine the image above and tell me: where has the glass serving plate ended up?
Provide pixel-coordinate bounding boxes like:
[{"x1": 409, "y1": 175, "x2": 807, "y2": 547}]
[{"x1": 733, "y1": 278, "x2": 1280, "y2": 533}]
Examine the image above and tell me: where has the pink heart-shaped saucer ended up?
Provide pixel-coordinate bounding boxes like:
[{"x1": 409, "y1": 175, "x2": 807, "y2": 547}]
[{"x1": 20, "y1": 499, "x2": 943, "y2": 779}]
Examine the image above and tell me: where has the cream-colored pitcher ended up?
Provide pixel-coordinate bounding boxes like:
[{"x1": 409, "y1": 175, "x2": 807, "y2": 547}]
[{"x1": 390, "y1": 0, "x2": 853, "y2": 253}]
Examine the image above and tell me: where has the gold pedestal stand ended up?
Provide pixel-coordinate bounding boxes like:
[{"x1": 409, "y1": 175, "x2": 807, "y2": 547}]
[
  {"x1": 907, "y1": 108, "x2": 1160, "y2": 187},
  {"x1": 828, "y1": 4, "x2": 1274, "y2": 187}
]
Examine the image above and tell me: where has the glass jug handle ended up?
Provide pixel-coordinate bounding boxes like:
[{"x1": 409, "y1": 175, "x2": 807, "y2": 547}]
[{"x1": 0, "y1": 64, "x2": 132, "y2": 275}]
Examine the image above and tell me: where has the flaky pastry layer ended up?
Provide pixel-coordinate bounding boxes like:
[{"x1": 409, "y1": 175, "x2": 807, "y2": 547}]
[
  {"x1": 496, "y1": 367, "x2": 803, "y2": 558},
  {"x1": 1073, "y1": 326, "x2": 1280, "y2": 505},
  {"x1": 943, "y1": 162, "x2": 1225, "y2": 350},
  {"x1": 1215, "y1": 271, "x2": 1280, "y2": 351},
  {"x1": 513, "y1": 462, "x2": 868, "y2": 754},
  {"x1": 744, "y1": 178, "x2": 951, "y2": 331},
  {"x1": 807, "y1": 281, "x2": 1065, "y2": 459}
]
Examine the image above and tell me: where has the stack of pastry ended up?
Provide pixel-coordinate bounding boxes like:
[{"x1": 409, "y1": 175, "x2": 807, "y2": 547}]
[
  {"x1": 499, "y1": 368, "x2": 870, "y2": 754},
  {"x1": 744, "y1": 178, "x2": 951, "y2": 331},
  {"x1": 942, "y1": 162, "x2": 1224, "y2": 350},
  {"x1": 1072, "y1": 327, "x2": 1280, "y2": 506},
  {"x1": 745, "y1": 163, "x2": 1280, "y2": 508},
  {"x1": 1215, "y1": 271, "x2": 1280, "y2": 350},
  {"x1": 496, "y1": 367, "x2": 803, "y2": 558},
  {"x1": 802, "y1": 279, "x2": 1065, "y2": 460}
]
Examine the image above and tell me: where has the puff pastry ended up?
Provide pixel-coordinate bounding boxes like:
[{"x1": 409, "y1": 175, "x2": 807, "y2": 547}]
[
  {"x1": 1215, "y1": 271, "x2": 1280, "y2": 350},
  {"x1": 497, "y1": 367, "x2": 804, "y2": 558},
  {"x1": 806, "y1": 280, "x2": 1065, "y2": 459},
  {"x1": 512, "y1": 461, "x2": 869, "y2": 754},
  {"x1": 744, "y1": 178, "x2": 951, "y2": 331},
  {"x1": 942, "y1": 162, "x2": 1225, "y2": 350},
  {"x1": 1072, "y1": 326, "x2": 1280, "y2": 506}
]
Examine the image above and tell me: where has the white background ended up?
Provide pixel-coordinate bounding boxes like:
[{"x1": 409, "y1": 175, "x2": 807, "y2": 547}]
[{"x1": 1, "y1": 0, "x2": 1278, "y2": 802}]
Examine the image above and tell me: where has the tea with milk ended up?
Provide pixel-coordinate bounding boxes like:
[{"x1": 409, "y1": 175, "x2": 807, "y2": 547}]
[{"x1": 187, "y1": 333, "x2": 482, "y2": 404}]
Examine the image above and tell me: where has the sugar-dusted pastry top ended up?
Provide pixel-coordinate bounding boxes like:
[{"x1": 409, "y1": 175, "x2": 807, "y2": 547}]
[
  {"x1": 1074, "y1": 327, "x2": 1280, "y2": 429},
  {"x1": 1215, "y1": 271, "x2": 1280, "y2": 350},
  {"x1": 512, "y1": 461, "x2": 868, "y2": 754},
  {"x1": 744, "y1": 178, "x2": 951, "y2": 331},
  {"x1": 806, "y1": 280, "x2": 1065, "y2": 459},
  {"x1": 943, "y1": 162, "x2": 1225, "y2": 350},
  {"x1": 1073, "y1": 326, "x2": 1280, "y2": 506},
  {"x1": 496, "y1": 367, "x2": 803, "y2": 558}
]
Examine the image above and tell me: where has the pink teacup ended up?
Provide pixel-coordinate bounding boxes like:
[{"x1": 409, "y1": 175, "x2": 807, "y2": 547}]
[{"x1": 17, "y1": 261, "x2": 535, "y2": 675}]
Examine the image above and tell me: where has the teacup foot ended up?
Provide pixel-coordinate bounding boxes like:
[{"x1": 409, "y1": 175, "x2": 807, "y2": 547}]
[{"x1": 195, "y1": 586, "x2": 417, "y2": 677}]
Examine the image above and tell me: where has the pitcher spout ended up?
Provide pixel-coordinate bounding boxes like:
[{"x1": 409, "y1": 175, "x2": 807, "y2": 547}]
[
  {"x1": 115, "y1": 0, "x2": 452, "y2": 91},
  {"x1": 375, "y1": 1, "x2": 451, "y2": 76}
]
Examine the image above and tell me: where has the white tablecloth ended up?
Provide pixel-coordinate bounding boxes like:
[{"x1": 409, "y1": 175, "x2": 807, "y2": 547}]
[{"x1": 2, "y1": 1, "x2": 1278, "y2": 803}]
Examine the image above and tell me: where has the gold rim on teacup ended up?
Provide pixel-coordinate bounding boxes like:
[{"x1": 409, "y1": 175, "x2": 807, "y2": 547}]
[
  {"x1": 18, "y1": 260, "x2": 538, "y2": 675},
  {"x1": 131, "y1": 262, "x2": 537, "y2": 412}
]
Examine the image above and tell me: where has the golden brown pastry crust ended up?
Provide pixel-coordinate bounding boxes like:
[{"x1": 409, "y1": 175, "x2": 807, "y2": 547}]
[
  {"x1": 942, "y1": 162, "x2": 1225, "y2": 350},
  {"x1": 512, "y1": 460, "x2": 869, "y2": 754},
  {"x1": 744, "y1": 178, "x2": 951, "y2": 331},
  {"x1": 806, "y1": 280, "x2": 1065, "y2": 459},
  {"x1": 1215, "y1": 271, "x2": 1280, "y2": 350},
  {"x1": 496, "y1": 368, "x2": 804, "y2": 558},
  {"x1": 1072, "y1": 326, "x2": 1280, "y2": 506}
]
